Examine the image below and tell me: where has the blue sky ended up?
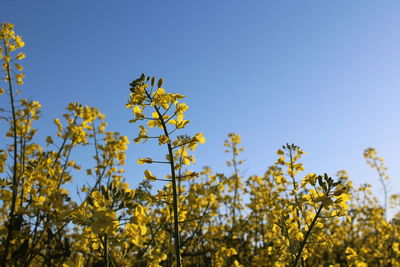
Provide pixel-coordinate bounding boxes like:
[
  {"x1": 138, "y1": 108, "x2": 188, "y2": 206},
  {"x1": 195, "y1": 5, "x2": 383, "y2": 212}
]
[{"x1": 2, "y1": 1, "x2": 400, "y2": 212}]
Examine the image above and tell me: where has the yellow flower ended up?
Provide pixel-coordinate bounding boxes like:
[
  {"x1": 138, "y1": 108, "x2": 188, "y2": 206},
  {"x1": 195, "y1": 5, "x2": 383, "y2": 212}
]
[
  {"x1": 301, "y1": 173, "x2": 317, "y2": 187},
  {"x1": 15, "y1": 63, "x2": 23, "y2": 71},
  {"x1": 158, "y1": 135, "x2": 170, "y2": 145},
  {"x1": 91, "y1": 210, "x2": 118, "y2": 235},
  {"x1": 45, "y1": 136, "x2": 53, "y2": 144},
  {"x1": 16, "y1": 52, "x2": 26, "y2": 60},
  {"x1": 193, "y1": 132, "x2": 206, "y2": 144},
  {"x1": 137, "y1": 157, "x2": 153, "y2": 164},
  {"x1": 15, "y1": 35, "x2": 24, "y2": 47},
  {"x1": 144, "y1": 169, "x2": 156, "y2": 181}
]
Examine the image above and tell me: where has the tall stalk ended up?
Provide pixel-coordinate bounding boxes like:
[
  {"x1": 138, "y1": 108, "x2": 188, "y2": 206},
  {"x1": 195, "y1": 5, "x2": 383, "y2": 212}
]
[
  {"x1": 1, "y1": 32, "x2": 19, "y2": 265},
  {"x1": 147, "y1": 91, "x2": 182, "y2": 267},
  {"x1": 292, "y1": 205, "x2": 323, "y2": 267}
]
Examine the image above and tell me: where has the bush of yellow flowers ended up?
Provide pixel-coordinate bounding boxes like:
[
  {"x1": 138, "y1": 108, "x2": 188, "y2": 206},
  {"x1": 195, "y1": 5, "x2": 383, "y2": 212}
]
[{"x1": 1, "y1": 22, "x2": 399, "y2": 267}]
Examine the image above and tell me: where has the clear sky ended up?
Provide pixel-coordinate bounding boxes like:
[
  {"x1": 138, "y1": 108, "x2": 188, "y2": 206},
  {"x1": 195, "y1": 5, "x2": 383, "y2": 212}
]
[{"x1": 2, "y1": 1, "x2": 400, "y2": 212}]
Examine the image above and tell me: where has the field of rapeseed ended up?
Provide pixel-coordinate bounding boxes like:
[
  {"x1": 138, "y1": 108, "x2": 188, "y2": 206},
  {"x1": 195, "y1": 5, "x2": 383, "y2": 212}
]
[{"x1": 1, "y1": 22, "x2": 399, "y2": 267}]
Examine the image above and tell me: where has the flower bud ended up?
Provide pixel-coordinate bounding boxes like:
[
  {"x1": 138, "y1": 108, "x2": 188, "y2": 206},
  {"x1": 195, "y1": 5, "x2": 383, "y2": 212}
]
[{"x1": 157, "y1": 78, "x2": 164, "y2": 88}]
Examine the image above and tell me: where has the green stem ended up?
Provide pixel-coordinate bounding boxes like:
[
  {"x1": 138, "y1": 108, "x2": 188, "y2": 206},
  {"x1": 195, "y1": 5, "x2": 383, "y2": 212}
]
[
  {"x1": 146, "y1": 89, "x2": 182, "y2": 267},
  {"x1": 372, "y1": 158, "x2": 387, "y2": 220},
  {"x1": 1, "y1": 32, "x2": 19, "y2": 265},
  {"x1": 104, "y1": 235, "x2": 109, "y2": 267},
  {"x1": 232, "y1": 145, "x2": 239, "y2": 230},
  {"x1": 292, "y1": 205, "x2": 323, "y2": 267}
]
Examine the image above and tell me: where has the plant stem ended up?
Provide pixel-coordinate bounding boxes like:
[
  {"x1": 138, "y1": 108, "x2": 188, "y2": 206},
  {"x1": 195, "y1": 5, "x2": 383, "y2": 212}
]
[
  {"x1": 292, "y1": 205, "x2": 323, "y2": 267},
  {"x1": 372, "y1": 158, "x2": 387, "y2": 220},
  {"x1": 1, "y1": 34, "x2": 19, "y2": 265},
  {"x1": 232, "y1": 145, "x2": 238, "y2": 230},
  {"x1": 148, "y1": 89, "x2": 182, "y2": 267}
]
